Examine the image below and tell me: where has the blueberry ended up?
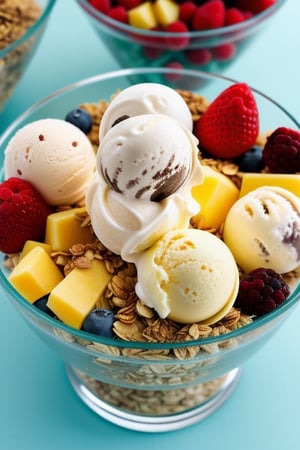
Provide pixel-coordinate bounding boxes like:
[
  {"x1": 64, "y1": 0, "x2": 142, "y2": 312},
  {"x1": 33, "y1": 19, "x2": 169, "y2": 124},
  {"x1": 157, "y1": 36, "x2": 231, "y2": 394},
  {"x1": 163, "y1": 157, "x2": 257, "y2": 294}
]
[
  {"x1": 33, "y1": 296, "x2": 56, "y2": 317},
  {"x1": 82, "y1": 308, "x2": 115, "y2": 338},
  {"x1": 234, "y1": 146, "x2": 265, "y2": 172},
  {"x1": 65, "y1": 108, "x2": 92, "y2": 134}
]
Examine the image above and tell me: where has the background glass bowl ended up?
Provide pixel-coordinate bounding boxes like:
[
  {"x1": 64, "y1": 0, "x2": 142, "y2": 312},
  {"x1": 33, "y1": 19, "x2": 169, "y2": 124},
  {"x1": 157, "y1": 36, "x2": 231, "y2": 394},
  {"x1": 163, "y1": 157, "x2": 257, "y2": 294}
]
[
  {"x1": 0, "y1": 67, "x2": 299, "y2": 433},
  {"x1": 76, "y1": 0, "x2": 286, "y2": 75},
  {"x1": 0, "y1": 0, "x2": 56, "y2": 112}
]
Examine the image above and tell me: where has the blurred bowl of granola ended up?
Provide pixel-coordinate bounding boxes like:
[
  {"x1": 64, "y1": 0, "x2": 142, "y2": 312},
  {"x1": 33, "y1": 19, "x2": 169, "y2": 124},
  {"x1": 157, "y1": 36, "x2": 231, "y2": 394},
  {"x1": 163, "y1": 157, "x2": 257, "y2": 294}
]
[
  {"x1": 0, "y1": 0, "x2": 56, "y2": 112},
  {"x1": 0, "y1": 68, "x2": 300, "y2": 433},
  {"x1": 75, "y1": 0, "x2": 286, "y2": 79}
]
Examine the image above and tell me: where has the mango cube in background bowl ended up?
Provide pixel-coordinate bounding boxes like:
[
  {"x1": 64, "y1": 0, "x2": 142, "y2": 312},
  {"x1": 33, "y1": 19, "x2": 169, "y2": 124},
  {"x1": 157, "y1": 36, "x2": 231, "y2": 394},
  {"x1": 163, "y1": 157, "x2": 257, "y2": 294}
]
[
  {"x1": 75, "y1": 0, "x2": 286, "y2": 84},
  {"x1": 0, "y1": 0, "x2": 57, "y2": 112}
]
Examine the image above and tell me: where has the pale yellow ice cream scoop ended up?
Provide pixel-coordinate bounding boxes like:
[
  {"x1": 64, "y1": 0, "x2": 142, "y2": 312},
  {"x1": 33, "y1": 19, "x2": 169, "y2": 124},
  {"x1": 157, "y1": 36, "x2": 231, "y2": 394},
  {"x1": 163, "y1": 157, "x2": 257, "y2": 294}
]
[
  {"x1": 134, "y1": 228, "x2": 239, "y2": 324},
  {"x1": 223, "y1": 186, "x2": 300, "y2": 274},
  {"x1": 4, "y1": 119, "x2": 96, "y2": 206}
]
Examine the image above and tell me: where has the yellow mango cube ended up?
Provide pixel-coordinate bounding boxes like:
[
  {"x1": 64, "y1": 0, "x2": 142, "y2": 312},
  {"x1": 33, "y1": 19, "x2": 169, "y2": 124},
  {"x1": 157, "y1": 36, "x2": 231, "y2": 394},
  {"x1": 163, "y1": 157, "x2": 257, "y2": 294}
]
[
  {"x1": 128, "y1": 2, "x2": 158, "y2": 29},
  {"x1": 153, "y1": 0, "x2": 179, "y2": 27},
  {"x1": 45, "y1": 207, "x2": 94, "y2": 251},
  {"x1": 192, "y1": 166, "x2": 239, "y2": 230},
  {"x1": 20, "y1": 240, "x2": 52, "y2": 260},
  {"x1": 239, "y1": 173, "x2": 300, "y2": 198},
  {"x1": 9, "y1": 247, "x2": 63, "y2": 303},
  {"x1": 47, "y1": 259, "x2": 112, "y2": 329}
]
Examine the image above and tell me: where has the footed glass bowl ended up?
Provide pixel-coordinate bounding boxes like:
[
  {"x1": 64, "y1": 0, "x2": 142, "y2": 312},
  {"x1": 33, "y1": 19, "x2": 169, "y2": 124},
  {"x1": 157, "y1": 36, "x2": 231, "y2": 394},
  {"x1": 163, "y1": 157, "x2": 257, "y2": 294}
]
[
  {"x1": 0, "y1": 0, "x2": 56, "y2": 112},
  {"x1": 0, "y1": 68, "x2": 299, "y2": 433},
  {"x1": 76, "y1": 0, "x2": 286, "y2": 75}
]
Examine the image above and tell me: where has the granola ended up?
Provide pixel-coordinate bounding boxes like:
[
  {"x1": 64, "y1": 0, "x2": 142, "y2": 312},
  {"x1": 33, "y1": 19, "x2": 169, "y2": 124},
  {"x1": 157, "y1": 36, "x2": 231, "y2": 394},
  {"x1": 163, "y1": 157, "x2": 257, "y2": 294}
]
[{"x1": 0, "y1": 0, "x2": 42, "y2": 110}]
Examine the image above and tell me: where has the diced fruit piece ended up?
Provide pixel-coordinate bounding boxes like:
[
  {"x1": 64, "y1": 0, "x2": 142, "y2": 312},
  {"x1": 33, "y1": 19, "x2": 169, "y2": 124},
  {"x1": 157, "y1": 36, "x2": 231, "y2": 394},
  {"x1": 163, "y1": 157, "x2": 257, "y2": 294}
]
[
  {"x1": 0, "y1": 177, "x2": 52, "y2": 254},
  {"x1": 239, "y1": 173, "x2": 300, "y2": 198},
  {"x1": 65, "y1": 108, "x2": 93, "y2": 134},
  {"x1": 45, "y1": 207, "x2": 94, "y2": 251},
  {"x1": 194, "y1": 83, "x2": 259, "y2": 159},
  {"x1": 20, "y1": 240, "x2": 52, "y2": 260},
  {"x1": 47, "y1": 260, "x2": 112, "y2": 329},
  {"x1": 153, "y1": 0, "x2": 179, "y2": 27},
  {"x1": 235, "y1": 268, "x2": 290, "y2": 317},
  {"x1": 82, "y1": 308, "x2": 115, "y2": 337},
  {"x1": 262, "y1": 127, "x2": 300, "y2": 174},
  {"x1": 8, "y1": 247, "x2": 63, "y2": 303},
  {"x1": 128, "y1": 2, "x2": 158, "y2": 29},
  {"x1": 191, "y1": 165, "x2": 239, "y2": 230}
]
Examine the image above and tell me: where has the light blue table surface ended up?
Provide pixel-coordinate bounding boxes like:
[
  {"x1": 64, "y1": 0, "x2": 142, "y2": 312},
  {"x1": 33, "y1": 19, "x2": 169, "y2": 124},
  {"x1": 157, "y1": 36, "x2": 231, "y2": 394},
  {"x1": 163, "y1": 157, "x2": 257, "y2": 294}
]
[{"x1": 1, "y1": 1, "x2": 300, "y2": 449}]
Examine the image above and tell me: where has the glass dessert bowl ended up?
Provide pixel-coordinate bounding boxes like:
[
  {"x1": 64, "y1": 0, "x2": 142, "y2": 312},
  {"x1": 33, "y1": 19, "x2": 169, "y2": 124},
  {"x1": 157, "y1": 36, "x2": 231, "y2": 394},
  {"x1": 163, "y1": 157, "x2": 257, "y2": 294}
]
[
  {"x1": 75, "y1": 0, "x2": 286, "y2": 76},
  {"x1": 0, "y1": 0, "x2": 57, "y2": 112},
  {"x1": 0, "y1": 68, "x2": 300, "y2": 433}
]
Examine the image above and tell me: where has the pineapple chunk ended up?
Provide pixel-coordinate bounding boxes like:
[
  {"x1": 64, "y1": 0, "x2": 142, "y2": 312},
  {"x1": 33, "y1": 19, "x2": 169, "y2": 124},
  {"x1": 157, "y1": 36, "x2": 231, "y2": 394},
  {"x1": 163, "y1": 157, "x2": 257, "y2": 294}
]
[
  {"x1": 239, "y1": 173, "x2": 300, "y2": 198},
  {"x1": 9, "y1": 247, "x2": 63, "y2": 303},
  {"x1": 153, "y1": 0, "x2": 179, "y2": 27},
  {"x1": 20, "y1": 240, "x2": 52, "y2": 260},
  {"x1": 45, "y1": 207, "x2": 94, "y2": 251},
  {"x1": 128, "y1": 2, "x2": 158, "y2": 29},
  {"x1": 192, "y1": 165, "x2": 239, "y2": 230},
  {"x1": 47, "y1": 259, "x2": 112, "y2": 329}
]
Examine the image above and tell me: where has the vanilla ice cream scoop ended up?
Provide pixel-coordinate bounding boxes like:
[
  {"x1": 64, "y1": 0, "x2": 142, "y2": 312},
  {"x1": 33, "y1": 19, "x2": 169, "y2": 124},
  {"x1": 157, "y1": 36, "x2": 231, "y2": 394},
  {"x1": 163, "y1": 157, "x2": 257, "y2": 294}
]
[
  {"x1": 134, "y1": 228, "x2": 239, "y2": 324},
  {"x1": 99, "y1": 114, "x2": 195, "y2": 202},
  {"x1": 4, "y1": 118, "x2": 96, "y2": 206},
  {"x1": 86, "y1": 115, "x2": 203, "y2": 261},
  {"x1": 223, "y1": 186, "x2": 300, "y2": 274},
  {"x1": 99, "y1": 82, "x2": 193, "y2": 141}
]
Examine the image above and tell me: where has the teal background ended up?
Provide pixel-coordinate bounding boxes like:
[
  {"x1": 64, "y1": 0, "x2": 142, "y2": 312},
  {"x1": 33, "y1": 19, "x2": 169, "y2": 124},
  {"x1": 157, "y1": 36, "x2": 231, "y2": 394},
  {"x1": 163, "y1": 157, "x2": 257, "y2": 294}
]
[{"x1": 0, "y1": 1, "x2": 300, "y2": 448}]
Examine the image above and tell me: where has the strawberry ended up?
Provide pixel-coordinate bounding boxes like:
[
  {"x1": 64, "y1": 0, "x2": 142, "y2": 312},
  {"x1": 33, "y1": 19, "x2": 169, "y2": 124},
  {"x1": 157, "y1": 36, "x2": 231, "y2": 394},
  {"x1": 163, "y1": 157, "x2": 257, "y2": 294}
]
[
  {"x1": 194, "y1": 82, "x2": 259, "y2": 159},
  {"x1": 0, "y1": 177, "x2": 52, "y2": 254}
]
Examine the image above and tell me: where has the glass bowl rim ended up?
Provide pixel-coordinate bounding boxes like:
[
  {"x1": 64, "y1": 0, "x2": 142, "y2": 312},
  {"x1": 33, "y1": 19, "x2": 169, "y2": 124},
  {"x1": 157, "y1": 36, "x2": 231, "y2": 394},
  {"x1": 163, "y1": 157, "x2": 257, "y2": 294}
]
[
  {"x1": 0, "y1": 66, "x2": 299, "y2": 350},
  {"x1": 0, "y1": 0, "x2": 57, "y2": 58},
  {"x1": 76, "y1": 0, "x2": 286, "y2": 39}
]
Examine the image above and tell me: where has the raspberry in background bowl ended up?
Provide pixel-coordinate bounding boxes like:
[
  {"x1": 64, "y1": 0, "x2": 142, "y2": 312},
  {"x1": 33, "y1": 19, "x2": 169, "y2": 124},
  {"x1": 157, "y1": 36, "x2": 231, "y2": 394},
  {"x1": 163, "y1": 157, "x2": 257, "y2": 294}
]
[
  {"x1": 0, "y1": 68, "x2": 300, "y2": 432},
  {"x1": 75, "y1": 0, "x2": 286, "y2": 81},
  {"x1": 0, "y1": 0, "x2": 57, "y2": 112}
]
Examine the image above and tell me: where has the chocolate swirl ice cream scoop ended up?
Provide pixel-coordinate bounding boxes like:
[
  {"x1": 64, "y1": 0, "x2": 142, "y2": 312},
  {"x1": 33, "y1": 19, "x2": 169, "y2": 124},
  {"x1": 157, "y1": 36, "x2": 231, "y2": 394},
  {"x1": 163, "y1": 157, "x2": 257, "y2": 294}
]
[{"x1": 98, "y1": 114, "x2": 197, "y2": 202}]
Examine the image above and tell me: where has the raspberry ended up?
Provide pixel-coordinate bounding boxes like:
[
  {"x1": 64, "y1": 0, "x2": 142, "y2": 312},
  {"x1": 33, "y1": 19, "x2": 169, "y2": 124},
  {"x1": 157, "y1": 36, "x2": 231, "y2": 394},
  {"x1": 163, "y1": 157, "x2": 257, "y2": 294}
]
[
  {"x1": 165, "y1": 21, "x2": 190, "y2": 50},
  {"x1": 118, "y1": 0, "x2": 141, "y2": 10},
  {"x1": 185, "y1": 48, "x2": 212, "y2": 66},
  {"x1": 235, "y1": 268, "x2": 290, "y2": 317},
  {"x1": 225, "y1": 7, "x2": 245, "y2": 25},
  {"x1": 107, "y1": 6, "x2": 128, "y2": 23},
  {"x1": 0, "y1": 177, "x2": 52, "y2": 254},
  {"x1": 179, "y1": 2, "x2": 197, "y2": 24},
  {"x1": 89, "y1": 0, "x2": 111, "y2": 13},
  {"x1": 262, "y1": 127, "x2": 300, "y2": 174},
  {"x1": 212, "y1": 42, "x2": 236, "y2": 60},
  {"x1": 191, "y1": 0, "x2": 226, "y2": 31}
]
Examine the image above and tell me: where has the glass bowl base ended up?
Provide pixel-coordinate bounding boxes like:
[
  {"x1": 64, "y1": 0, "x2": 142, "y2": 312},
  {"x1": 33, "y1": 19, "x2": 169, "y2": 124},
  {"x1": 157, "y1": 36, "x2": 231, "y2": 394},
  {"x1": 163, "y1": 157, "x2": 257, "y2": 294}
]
[{"x1": 66, "y1": 365, "x2": 242, "y2": 432}]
